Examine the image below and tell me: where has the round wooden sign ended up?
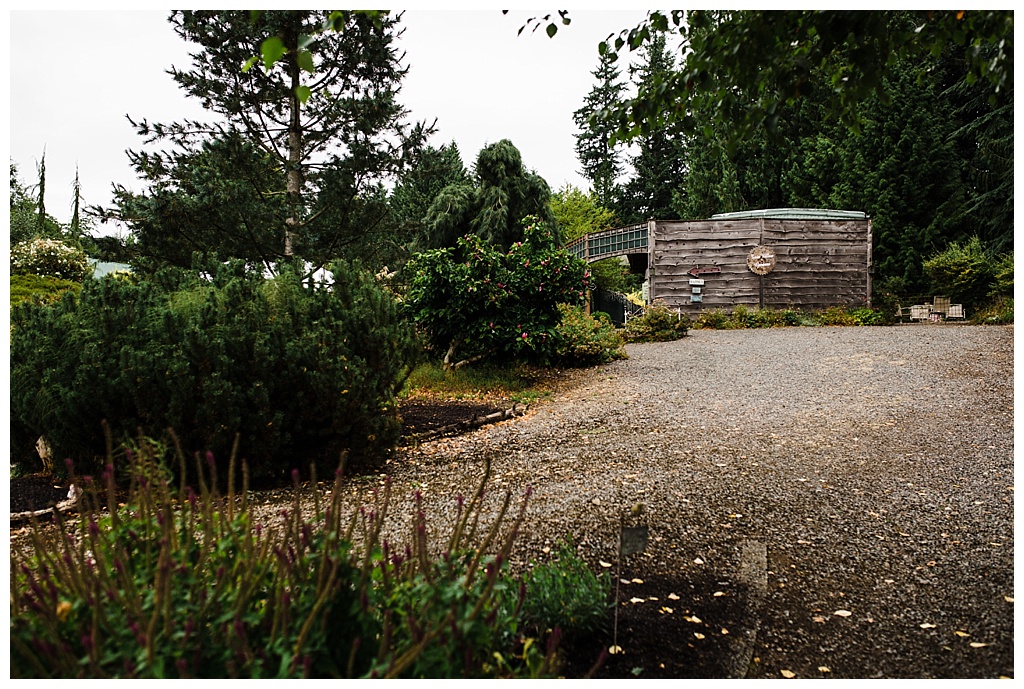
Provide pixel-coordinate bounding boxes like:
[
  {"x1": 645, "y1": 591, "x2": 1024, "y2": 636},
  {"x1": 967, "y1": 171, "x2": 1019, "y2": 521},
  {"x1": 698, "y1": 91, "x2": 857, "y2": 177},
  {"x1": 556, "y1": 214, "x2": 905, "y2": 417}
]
[{"x1": 747, "y1": 245, "x2": 776, "y2": 275}]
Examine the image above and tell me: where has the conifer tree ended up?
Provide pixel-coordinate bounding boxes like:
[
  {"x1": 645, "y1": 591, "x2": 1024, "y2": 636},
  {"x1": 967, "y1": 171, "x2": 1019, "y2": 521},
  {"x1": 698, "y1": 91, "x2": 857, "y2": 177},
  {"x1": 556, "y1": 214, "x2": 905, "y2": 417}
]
[
  {"x1": 617, "y1": 32, "x2": 686, "y2": 223},
  {"x1": 422, "y1": 139, "x2": 555, "y2": 251},
  {"x1": 103, "y1": 10, "x2": 428, "y2": 271},
  {"x1": 573, "y1": 51, "x2": 625, "y2": 208}
]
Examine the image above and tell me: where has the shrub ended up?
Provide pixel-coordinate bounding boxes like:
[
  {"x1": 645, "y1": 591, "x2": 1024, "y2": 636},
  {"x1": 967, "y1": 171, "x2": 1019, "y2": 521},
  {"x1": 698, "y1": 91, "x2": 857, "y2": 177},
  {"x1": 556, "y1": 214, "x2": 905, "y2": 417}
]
[
  {"x1": 622, "y1": 301, "x2": 690, "y2": 342},
  {"x1": 922, "y1": 236, "x2": 996, "y2": 312},
  {"x1": 520, "y1": 537, "x2": 611, "y2": 640},
  {"x1": 847, "y1": 307, "x2": 886, "y2": 326},
  {"x1": 990, "y1": 251, "x2": 1014, "y2": 299},
  {"x1": 692, "y1": 308, "x2": 730, "y2": 330},
  {"x1": 405, "y1": 217, "x2": 592, "y2": 369},
  {"x1": 10, "y1": 273, "x2": 82, "y2": 307},
  {"x1": 9, "y1": 439, "x2": 556, "y2": 678},
  {"x1": 974, "y1": 298, "x2": 1014, "y2": 325},
  {"x1": 553, "y1": 304, "x2": 627, "y2": 366},
  {"x1": 10, "y1": 260, "x2": 419, "y2": 480},
  {"x1": 816, "y1": 305, "x2": 858, "y2": 326},
  {"x1": 11, "y1": 238, "x2": 92, "y2": 281}
]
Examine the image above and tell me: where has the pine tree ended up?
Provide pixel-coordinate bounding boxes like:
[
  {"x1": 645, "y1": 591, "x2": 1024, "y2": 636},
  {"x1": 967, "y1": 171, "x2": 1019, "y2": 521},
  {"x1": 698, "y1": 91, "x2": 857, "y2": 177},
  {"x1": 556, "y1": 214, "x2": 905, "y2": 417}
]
[
  {"x1": 103, "y1": 10, "x2": 429, "y2": 271},
  {"x1": 573, "y1": 51, "x2": 625, "y2": 208},
  {"x1": 617, "y1": 32, "x2": 686, "y2": 223},
  {"x1": 389, "y1": 142, "x2": 469, "y2": 250}
]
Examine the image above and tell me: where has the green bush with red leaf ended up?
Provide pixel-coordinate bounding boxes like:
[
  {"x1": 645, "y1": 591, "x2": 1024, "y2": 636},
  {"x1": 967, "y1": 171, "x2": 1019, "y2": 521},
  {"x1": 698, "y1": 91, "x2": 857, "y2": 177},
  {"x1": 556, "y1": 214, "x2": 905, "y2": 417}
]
[{"x1": 405, "y1": 217, "x2": 593, "y2": 369}]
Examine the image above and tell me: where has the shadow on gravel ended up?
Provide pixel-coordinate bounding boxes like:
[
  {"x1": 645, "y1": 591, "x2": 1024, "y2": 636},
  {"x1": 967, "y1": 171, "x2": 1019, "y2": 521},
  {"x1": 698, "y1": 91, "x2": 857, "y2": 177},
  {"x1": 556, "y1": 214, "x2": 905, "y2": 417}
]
[{"x1": 560, "y1": 571, "x2": 755, "y2": 679}]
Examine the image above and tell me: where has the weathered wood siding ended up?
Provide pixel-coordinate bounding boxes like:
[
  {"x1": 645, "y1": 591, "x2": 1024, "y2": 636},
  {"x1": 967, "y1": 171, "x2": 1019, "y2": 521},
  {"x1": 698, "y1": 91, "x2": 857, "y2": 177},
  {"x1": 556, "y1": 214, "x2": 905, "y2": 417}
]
[{"x1": 649, "y1": 217, "x2": 872, "y2": 313}]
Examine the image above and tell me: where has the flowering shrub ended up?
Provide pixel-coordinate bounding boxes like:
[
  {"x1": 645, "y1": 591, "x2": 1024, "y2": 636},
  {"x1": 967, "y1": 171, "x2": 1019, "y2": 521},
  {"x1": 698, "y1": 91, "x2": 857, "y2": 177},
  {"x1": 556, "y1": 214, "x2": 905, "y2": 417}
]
[
  {"x1": 10, "y1": 238, "x2": 92, "y2": 282},
  {"x1": 405, "y1": 217, "x2": 592, "y2": 368}
]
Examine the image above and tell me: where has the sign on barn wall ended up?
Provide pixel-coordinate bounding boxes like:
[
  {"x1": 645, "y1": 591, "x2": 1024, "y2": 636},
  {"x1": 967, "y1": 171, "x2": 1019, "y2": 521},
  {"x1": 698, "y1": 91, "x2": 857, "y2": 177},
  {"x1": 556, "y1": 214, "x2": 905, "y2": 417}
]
[
  {"x1": 646, "y1": 209, "x2": 871, "y2": 313},
  {"x1": 746, "y1": 246, "x2": 777, "y2": 275}
]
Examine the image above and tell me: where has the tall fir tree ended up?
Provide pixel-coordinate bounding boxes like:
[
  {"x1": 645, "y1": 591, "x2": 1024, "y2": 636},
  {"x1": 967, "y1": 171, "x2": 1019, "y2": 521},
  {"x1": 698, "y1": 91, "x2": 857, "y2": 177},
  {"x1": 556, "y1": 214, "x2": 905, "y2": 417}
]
[
  {"x1": 573, "y1": 51, "x2": 625, "y2": 209},
  {"x1": 102, "y1": 10, "x2": 429, "y2": 271},
  {"x1": 388, "y1": 141, "x2": 469, "y2": 252},
  {"x1": 617, "y1": 32, "x2": 686, "y2": 223}
]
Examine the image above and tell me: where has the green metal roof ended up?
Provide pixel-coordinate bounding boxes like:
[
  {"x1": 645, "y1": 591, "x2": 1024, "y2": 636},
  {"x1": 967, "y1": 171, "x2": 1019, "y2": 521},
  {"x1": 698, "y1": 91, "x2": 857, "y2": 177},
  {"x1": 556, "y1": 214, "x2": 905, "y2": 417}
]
[{"x1": 710, "y1": 208, "x2": 867, "y2": 220}]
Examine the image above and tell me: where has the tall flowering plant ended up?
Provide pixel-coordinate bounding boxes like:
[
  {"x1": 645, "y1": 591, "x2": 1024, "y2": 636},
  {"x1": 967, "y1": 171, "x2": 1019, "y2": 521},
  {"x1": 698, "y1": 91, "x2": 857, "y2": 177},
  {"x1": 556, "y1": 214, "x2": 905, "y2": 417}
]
[
  {"x1": 405, "y1": 217, "x2": 592, "y2": 369},
  {"x1": 11, "y1": 238, "x2": 92, "y2": 282}
]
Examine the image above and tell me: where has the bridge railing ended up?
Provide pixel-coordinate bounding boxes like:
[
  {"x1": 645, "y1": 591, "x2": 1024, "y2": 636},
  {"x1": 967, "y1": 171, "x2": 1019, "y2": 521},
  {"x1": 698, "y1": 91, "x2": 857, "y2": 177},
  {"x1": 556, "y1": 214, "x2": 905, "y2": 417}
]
[{"x1": 563, "y1": 223, "x2": 649, "y2": 263}]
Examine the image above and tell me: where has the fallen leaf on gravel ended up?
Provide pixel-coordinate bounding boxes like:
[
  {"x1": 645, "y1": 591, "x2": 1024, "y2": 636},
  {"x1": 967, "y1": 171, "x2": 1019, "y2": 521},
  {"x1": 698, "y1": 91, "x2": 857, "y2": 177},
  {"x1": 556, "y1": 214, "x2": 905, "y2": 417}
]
[
  {"x1": 813, "y1": 616, "x2": 826, "y2": 623},
  {"x1": 781, "y1": 669, "x2": 796, "y2": 678},
  {"x1": 818, "y1": 666, "x2": 831, "y2": 673},
  {"x1": 954, "y1": 631, "x2": 970, "y2": 638},
  {"x1": 648, "y1": 596, "x2": 658, "y2": 601},
  {"x1": 721, "y1": 628, "x2": 729, "y2": 634},
  {"x1": 631, "y1": 578, "x2": 644, "y2": 584},
  {"x1": 713, "y1": 591, "x2": 725, "y2": 597},
  {"x1": 694, "y1": 558, "x2": 704, "y2": 565},
  {"x1": 599, "y1": 560, "x2": 612, "y2": 568},
  {"x1": 608, "y1": 645, "x2": 623, "y2": 655},
  {"x1": 1005, "y1": 596, "x2": 1014, "y2": 603},
  {"x1": 630, "y1": 597, "x2": 646, "y2": 604},
  {"x1": 920, "y1": 623, "x2": 937, "y2": 629},
  {"x1": 970, "y1": 642, "x2": 990, "y2": 648},
  {"x1": 541, "y1": 547, "x2": 550, "y2": 554},
  {"x1": 668, "y1": 593, "x2": 680, "y2": 600},
  {"x1": 694, "y1": 633, "x2": 706, "y2": 640},
  {"x1": 659, "y1": 607, "x2": 674, "y2": 614},
  {"x1": 684, "y1": 615, "x2": 702, "y2": 624},
  {"x1": 620, "y1": 579, "x2": 631, "y2": 585},
  {"x1": 834, "y1": 610, "x2": 852, "y2": 617}
]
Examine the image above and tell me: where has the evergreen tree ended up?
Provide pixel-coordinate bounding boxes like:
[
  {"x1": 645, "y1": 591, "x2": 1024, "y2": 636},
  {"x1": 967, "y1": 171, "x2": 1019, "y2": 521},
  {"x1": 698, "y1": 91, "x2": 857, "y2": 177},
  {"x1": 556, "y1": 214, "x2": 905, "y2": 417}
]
[
  {"x1": 422, "y1": 139, "x2": 555, "y2": 251},
  {"x1": 617, "y1": 32, "x2": 686, "y2": 223},
  {"x1": 35, "y1": 151, "x2": 46, "y2": 236},
  {"x1": 101, "y1": 10, "x2": 428, "y2": 271},
  {"x1": 389, "y1": 141, "x2": 469, "y2": 251},
  {"x1": 573, "y1": 51, "x2": 625, "y2": 208}
]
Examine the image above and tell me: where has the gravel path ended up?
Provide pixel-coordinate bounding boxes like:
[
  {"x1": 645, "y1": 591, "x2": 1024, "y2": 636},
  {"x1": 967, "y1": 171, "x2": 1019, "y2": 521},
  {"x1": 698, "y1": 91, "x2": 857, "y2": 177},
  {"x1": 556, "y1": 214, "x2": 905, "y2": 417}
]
[{"x1": 359, "y1": 324, "x2": 1014, "y2": 678}]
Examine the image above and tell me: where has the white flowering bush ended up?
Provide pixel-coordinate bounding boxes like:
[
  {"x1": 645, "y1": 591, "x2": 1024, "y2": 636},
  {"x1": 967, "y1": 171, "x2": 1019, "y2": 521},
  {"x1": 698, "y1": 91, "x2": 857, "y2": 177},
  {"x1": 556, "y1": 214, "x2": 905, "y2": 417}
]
[{"x1": 10, "y1": 238, "x2": 91, "y2": 282}]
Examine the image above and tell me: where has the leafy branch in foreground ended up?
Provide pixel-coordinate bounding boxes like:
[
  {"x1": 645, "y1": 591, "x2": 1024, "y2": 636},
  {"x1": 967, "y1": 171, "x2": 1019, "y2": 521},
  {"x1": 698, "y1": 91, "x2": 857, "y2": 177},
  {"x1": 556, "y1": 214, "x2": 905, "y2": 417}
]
[{"x1": 10, "y1": 431, "x2": 562, "y2": 678}]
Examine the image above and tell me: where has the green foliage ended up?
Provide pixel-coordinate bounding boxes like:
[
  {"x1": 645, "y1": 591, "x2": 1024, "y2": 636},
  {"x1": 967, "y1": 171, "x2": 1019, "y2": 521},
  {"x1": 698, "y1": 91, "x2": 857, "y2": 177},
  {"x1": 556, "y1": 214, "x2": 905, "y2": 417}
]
[
  {"x1": 974, "y1": 298, "x2": 1013, "y2": 325},
  {"x1": 549, "y1": 184, "x2": 617, "y2": 244},
  {"x1": 990, "y1": 251, "x2": 1014, "y2": 298},
  {"x1": 10, "y1": 261, "x2": 418, "y2": 480},
  {"x1": 10, "y1": 439, "x2": 556, "y2": 678},
  {"x1": 922, "y1": 236, "x2": 997, "y2": 312},
  {"x1": 553, "y1": 304, "x2": 627, "y2": 367},
  {"x1": 10, "y1": 238, "x2": 92, "y2": 281},
  {"x1": 405, "y1": 218, "x2": 592, "y2": 369},
  {"x1": 389, "y1": 142, "x2": 470, "y2": 251},
  {"x1": 594, "y1": 10, "x2": 1011, "y2": 148},
  {"x1": 816, "y1": 306, "x2": 859, "y2": 326},
  {"x1": 422, "y1": 140, "x2": 555, "y2": 251},
  {"x1": 10, "y1": 274, "x2": 82, "y2": 307},
  {"x1": 520, "y1": 537, "x2": 611, "y2": 640},
  {"x1": 622, "y1": 301, "x2": 690, "y2": 342},
  {"x1": 588, "y1": 258, "x2": 641, "y2": 294},
  {"x1": 573, "y1": 51, "x2": 626, "y2": 208},
  {"x1": 103, "y1": 10, "x2": 428, "y2": 270}
]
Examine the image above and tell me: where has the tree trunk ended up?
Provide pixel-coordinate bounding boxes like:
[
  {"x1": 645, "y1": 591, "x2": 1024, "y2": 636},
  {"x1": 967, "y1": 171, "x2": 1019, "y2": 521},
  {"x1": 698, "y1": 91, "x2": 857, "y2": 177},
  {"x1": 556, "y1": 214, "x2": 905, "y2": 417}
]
[{"x1": 284, "y1": 28, "x2": 303, "y2": 258}]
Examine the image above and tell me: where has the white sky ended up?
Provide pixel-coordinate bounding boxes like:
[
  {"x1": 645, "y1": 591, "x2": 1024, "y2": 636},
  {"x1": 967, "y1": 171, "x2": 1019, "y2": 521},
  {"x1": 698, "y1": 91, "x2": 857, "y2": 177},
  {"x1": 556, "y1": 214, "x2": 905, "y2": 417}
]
[{"x1": 7, "y1": 9, "x2": 651, "y2": 232}]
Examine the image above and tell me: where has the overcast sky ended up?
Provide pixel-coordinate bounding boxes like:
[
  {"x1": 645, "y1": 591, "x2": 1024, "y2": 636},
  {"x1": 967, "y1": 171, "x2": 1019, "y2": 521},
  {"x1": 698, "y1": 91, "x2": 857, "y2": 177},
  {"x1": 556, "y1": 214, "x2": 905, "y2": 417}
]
[{"x1": 8, "y1": 9, "x2": 651, "y2": 232}]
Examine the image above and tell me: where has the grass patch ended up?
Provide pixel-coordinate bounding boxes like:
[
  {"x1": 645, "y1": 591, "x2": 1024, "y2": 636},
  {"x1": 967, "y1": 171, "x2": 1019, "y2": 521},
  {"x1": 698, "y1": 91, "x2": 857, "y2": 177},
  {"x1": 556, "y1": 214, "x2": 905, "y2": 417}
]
[{"x1": 404, "y1": 361, "x2": 553, "y2": 405}]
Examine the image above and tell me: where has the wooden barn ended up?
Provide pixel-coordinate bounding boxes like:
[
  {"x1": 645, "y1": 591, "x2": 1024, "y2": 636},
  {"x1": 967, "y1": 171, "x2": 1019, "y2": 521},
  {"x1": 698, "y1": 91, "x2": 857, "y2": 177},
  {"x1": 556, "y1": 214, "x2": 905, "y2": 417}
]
[{"x1": 567, "y1": 208, "x2": 872, "y2": 314}]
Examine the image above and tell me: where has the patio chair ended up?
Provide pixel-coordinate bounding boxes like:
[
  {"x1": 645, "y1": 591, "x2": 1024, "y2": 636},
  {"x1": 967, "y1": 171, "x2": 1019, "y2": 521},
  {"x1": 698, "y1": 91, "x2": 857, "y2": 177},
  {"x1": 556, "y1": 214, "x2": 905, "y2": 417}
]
[{"x1": 946, "y1": 304, "x2": 965, "y2": 319}]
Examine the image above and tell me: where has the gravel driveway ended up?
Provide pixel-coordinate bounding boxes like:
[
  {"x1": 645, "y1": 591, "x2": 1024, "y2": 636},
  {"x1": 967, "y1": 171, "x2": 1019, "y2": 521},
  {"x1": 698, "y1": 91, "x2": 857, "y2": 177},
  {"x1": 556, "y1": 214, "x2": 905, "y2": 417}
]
[{"x1": 368, "y1": 324, "x2": 1014, "y2": 678}]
